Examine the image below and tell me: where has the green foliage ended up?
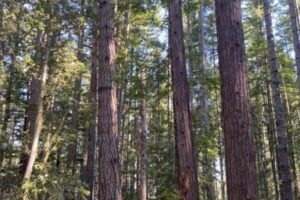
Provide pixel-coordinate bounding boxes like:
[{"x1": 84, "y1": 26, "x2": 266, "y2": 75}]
[
  {"x1": 19, "y1": 169, "x2": 89, "y2": 200},
  {"x1": 1, "y1": 0, "x2": 300, "y2": 199},
  {"x1": 157, "y1": 189, "x2": 181, "y2": 200}
]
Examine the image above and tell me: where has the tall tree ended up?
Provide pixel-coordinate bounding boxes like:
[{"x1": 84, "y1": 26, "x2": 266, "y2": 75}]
[
  {"x1": 66, "y1": 77, "x2": 82, "y2": 175},
  {"x1": 1, "y1": 0, "x2": 22, "y2": 167},
  {"x1": 67, "y1": 0, "x2": 85, "y2": 175},
  {"x1": 198, "y1": 2, "x2": 215, "y2": 200},
  {"x1": 0, "y1": 0, "x2": 4, "y2": 166},
  {"x1": 97, "y1": 0, "x2": 122, "y2": 199},
  {"x1": 280, "y1": 65, "x2": 300, "y2": 199},
  {"x1": 262, "y1": 65, "x2": 280, "y2": 200},
  {"x1": 85, "y1": 16, "x2": 98, "y2": 200},
  {"x1": 262, "y1": 0, "x2": 293, "y2": 199},
  {"x1": 138, "y1": 68, "x2": 148, "y2": 200},
  {"x1": 22, "y1": 29, "x2": 50, "y2": 180},
  {"x1": 288, "y1": 0, "x2": 300, "y2": 90},
  {"x1": 215, "y1": 0, "x2": 258, "y2": 199},
  {"x1": 169, "y1": 0, "x2": 200, "y2": 199}
]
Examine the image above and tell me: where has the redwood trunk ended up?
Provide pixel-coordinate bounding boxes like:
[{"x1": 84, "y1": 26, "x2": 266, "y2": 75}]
[
  {"x1": 262, "y1": 0, "x2": 293, "y2": 199},
  {"x1": 169, "y1": 0, "x2": 200, "y2": 199},
  {"x1": 97, "y1": 0, "x2": 122, "y2": 199},
  {"x1": 215, "y1": 0, "x2": 258, "y2": 199}
]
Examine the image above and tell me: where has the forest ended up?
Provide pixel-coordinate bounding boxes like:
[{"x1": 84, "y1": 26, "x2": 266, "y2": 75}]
[{"x1": 0, "y1": 0, "x2": 300, "y2": 199}]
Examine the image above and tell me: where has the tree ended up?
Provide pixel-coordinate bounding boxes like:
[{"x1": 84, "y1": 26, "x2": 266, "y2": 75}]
[
  {"x1": 169, "y1": 0, "x2": 200, "y2": 199},
  {"x1": 288, "y1": 0, "x2": 300, "y2": 90},
  {"x1": 215, "y1": 0, "x2": 258, "y2": 199},
  {"x1": 22, "y1": 29, "x2": 50, "y2": 181},
  {"x1": 66, "y1": 0, "x2": 85, "y2": 174},
  {"x1": 262, "y1": 0, "x2": 294, "y2": 199},
  {"x1": 138, "y1": 68, "x2": 148, "y2": 200},
  {"x1": 0, "y1": 0, "x2": 4, "y2": 166},
  {"x1": 97, "y1": 0, "x2": 122, "y2": 199},
  {"x1": 84, "y1": 12, "x2": 98, "y2": 200},
  {"x1": 1, "y1": 1, "x2": 300, "y2": 199},
  {"x1": 198, "y1": 2, "x2": 216, "y2": 199}
]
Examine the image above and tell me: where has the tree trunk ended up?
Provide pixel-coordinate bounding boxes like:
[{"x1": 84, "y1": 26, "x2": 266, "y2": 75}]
[
  {"x1": 281, "y1": 67, "x2": 300, "y2": 199},
  {"x1": 255, "y1": 107, "x2": 270, "y2": 200},
  {"x1": 216, "y1": 95, "x2": 226, "y2": 200},
  {"x1": 199, "y1": 1, "x2": 209, "y2": 131},
  {"x1": 97, "y1": 0, "x2": 122, "y2": 199},
  {"x1": 263, "y1": 71, "x2": 280, "y2": 200},
  {"x1": 169, "y1": 1, "x2": 200, "y2": 199},
  {"x1": 215, "y1": 0, "x2": 258, "y2": 199},
  {"x1": 42, "y1": 106, "x2": 66, "y2": 166},
  {"x1": 288, "y1": 0, "x2": 300, "y2": 90},
  {"x1": 138, "y1": 69, "x2": 148, "y2": 200},
  {"x1": 85, "y1": 20, "x2": 98, "y2": 200},
  {"x1": 185, "y1": 2, "x2": 195, "y2": 114},
  {"x1": 80, "y1": 129, "x2": 88, "y2": 180},
  {"x1": 1, "y1": 62, "x2": 14, "y2": 166},
  {"x1": 121, "y1": 63, "x2": 134, "y2": 198},
  {"x1": 22, "y1": 30, "x2": 50, "y2": 181},
  {"x1": 1, "y1": 10, "x2": 20, "y2": 166},
  {"x1": 67, "y1": 0, "x2": 85, "y2": 178},
  {"x1": 66, "y1": 77, "x2": 81, "y2": 175},
  {"x1": 0, "y1": 0, "x2": 3, "y2": 61},
  {"x1": 117, "y1": 7, "x2": 131, "y2": 196},
  {"x1": 198, "y1": 3, "x2": 215, "y2": 200},
  {"x1": 262, "y1": 0, "x2": 294, "y2": 199},
  {"x1": 0, "y1": 1, "x2": 3, "y2": 137},
  {"x1": 295, "y1": 0, "x2": 300, "y2": 27}
]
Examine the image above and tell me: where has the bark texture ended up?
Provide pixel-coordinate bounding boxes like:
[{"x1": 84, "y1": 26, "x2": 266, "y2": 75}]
[
  {"x1": 262, "y1": 0, "x2": 294, "y2": 199},
  {"x1": 97, "y1": 0, "x2": 122, "y2": 199},
  {"x1": 169, "y1": 0, "x2": 200, "y2": 199},
  {"x1": 215, "y1": 0, "x2": 258, "y2": 199}
]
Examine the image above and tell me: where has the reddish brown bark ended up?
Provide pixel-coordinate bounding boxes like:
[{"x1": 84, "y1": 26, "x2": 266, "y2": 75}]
[
  {"x1": 97, "y1": 0, "x2": 122, "y2": 199},
  {"x1": 169, "y1": 0, "x2": 199, "y2": 199},
  {"x1": 215, "y1": 0, "x2": 258, "y2": 199}
]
